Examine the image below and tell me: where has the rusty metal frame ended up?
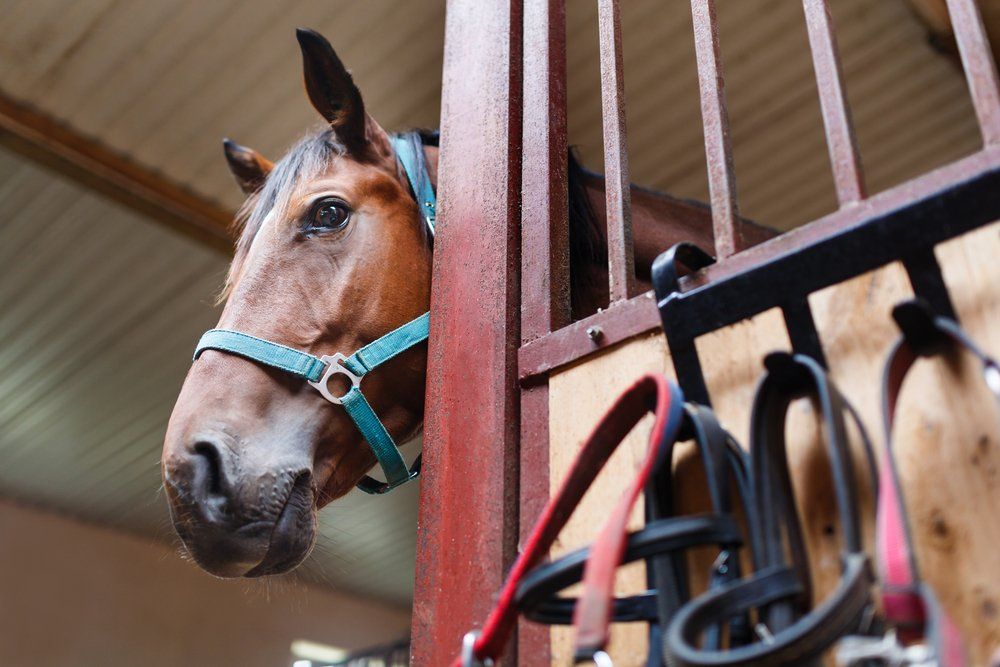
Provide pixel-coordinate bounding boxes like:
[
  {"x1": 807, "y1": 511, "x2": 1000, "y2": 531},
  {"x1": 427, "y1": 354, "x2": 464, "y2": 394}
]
[
  {"x1": 414, "y1": 0, "x2": 1000, "y2": 661},
  {"x1": 690, "y1": 0, "x2": 744, "y2": 259},
  {"x1": 517, "y1": 0, "x2": 1000, "y2": 382},
  {"x1": 410, "y1": 0, "x2": 522, "y2": 664},
  {"x1": 518, "y1": 0, "x2": 569, "y2": 661},
  {"x1": 597, "y1": 0, "x2": 636, "y2": 302}
]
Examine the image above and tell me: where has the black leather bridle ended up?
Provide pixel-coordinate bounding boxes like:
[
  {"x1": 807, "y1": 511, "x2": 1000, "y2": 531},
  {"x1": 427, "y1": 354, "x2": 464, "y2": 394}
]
[{"x1": 665, "y1": 352, "x2": 879, "y2": 667}]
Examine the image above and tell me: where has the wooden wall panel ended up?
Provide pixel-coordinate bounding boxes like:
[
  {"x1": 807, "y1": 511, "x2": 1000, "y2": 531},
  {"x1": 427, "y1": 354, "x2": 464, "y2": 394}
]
[
  {"x1": 548, "y1": 334, "x2": 669, "y2": 665},
  {"x1": 545, "y1": 222, "x2": 1000, "y2": 664}
]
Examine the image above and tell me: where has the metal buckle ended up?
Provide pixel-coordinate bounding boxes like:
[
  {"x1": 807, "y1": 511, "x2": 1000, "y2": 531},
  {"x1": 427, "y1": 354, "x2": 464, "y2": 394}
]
[
  {"x1": 307, "y1": 353, "x2": 363, "y2": 405},
  {"x1": 461, "y1": 631, "x2": 493, "y2": 667},
  {"x1": 835, "y1": 631, "x2": 935, "y2": 666},
  {"x1": 984, "y1": 361, "x2": 1000, "y2": 401},
  {"x1": 588, "y1": 651, "x2": 613, "y2": 667}
]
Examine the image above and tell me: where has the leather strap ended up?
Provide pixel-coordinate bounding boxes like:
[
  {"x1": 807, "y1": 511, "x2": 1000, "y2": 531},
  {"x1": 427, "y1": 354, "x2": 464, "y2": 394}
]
[
  {"x1": 570, "y1": 404, "x2": 753, "y2": 660},
  {"x1": 453, "y1": 375, "x2": 684, "y2": 666},
  {"x1": 666, "y1": 352, "x2": 878, "y2": 666},
  {"x1": 876, "y1": 301, "x2": 995, "y2": 664},
  {"x1": 516, "y1": 513, "x2": 743, "y2": 625}
]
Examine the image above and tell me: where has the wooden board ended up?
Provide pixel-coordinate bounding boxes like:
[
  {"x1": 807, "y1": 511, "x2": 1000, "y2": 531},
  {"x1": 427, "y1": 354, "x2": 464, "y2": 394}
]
[{"x1": 546, "y1": 221, "x2": 1000, "y2": 664}]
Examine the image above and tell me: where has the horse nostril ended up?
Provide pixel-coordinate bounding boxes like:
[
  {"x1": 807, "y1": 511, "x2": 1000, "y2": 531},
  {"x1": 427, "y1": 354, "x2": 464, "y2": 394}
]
[{"x1": 191, "y1": 440, "x2": 228, "y2": 500}]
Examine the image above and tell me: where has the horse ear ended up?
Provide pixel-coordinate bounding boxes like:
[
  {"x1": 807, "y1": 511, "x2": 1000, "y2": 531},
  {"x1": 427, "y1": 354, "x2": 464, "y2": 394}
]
[
  {"x1": 296, "y1": 28, "x2": 369, "y2": 152},
  {"x1": 223, "y1": 139, "x2": 274, "y2": 195}
]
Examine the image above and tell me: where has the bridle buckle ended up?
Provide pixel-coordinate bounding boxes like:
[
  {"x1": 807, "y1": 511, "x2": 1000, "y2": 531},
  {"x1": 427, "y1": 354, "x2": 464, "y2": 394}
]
[{"x1": 308, "y1": 352, "x2": 363, "y2": 405}]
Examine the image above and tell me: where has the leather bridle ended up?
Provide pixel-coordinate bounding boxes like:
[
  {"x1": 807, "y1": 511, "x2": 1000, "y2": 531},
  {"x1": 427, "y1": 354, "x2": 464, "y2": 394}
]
[
  {"x1": 513, "y1": 404, "x2": 754, "y2": 662},
  {"x1": 454, "y1": 375, "x2": 685, "y2": 666},
  {"x1": 666, "y1": 352, "x2": 879, "y2": 667},
  {"x1": 858, "y1": 301, "x2": 998, "y2": 666}
]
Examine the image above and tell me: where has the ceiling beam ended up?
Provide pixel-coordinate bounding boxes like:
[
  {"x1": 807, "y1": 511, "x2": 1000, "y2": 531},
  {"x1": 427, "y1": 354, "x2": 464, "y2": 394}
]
[{"x1": 0, "y1": 89, "x2": 233, "y2": 253}]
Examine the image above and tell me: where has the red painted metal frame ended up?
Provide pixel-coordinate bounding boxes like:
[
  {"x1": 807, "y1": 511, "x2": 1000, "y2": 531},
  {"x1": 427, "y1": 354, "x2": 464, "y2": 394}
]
[
  {"x1": 946, "y1": 0, "x2": 1000, "y2": 146},
  {"x1": 690, "y1": 0, "x2": 743, "y2": 259},
  {"x1": 413, "y1": 0, "x2": 1000, "y2": 662},
  {"x1": 802, "y1": 0, "x2": 867, "y2": 206},
  {"x1": 597, "y1": 0, "x2": 636, "y2": 303},
  {"x1": 518, "y1": 0, "x2": 569, "y2": 662},
  {"x1": 410, "y1": 0, "x2": 522, "y2": 664},
  {"x1": 518, "y1": 145, "x2": 1000, "y2": 382}
]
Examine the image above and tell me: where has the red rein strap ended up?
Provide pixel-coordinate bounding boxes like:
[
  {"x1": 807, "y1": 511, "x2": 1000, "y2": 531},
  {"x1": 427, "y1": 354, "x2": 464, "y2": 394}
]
[
  {"x1": 878, "y1": 330, "x2": 994, "y2": 666},
  {"x1": 452, "y1": 374, "x2": 677, "y2": 666}
]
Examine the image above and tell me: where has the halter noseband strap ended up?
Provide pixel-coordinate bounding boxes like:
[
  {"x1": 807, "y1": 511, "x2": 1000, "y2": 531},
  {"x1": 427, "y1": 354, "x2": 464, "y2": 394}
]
[{"x1": 192, "y1": 132, "x2": 435, "y2": 495}]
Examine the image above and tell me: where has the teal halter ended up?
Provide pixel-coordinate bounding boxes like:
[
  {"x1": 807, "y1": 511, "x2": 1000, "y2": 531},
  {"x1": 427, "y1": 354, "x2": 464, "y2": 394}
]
[{"x1": 193, "y1": 132, "x2": 434, "y2": 495}]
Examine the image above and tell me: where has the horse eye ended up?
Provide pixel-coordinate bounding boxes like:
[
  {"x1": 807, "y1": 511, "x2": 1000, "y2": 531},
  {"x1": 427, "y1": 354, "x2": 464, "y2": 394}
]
[{"x1": 306, "y1": 197, "x2": 350, "y2": 232}]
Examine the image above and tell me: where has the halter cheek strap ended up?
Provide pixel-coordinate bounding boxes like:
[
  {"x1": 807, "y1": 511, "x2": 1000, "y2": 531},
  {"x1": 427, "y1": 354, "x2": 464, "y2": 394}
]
[{"x1": 191, "y1": 132, "x2": 435, "y2": 495}]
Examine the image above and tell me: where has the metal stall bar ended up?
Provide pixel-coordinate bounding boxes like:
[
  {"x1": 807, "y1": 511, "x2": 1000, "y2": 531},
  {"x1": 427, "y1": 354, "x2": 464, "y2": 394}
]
[
  {"x1": 523, "y1": 0, "x2": 570, "y2": 337},
  {"x1": 410, "y1": 0, "x2": 523, "y2": 663},
  {"x1": 690, "y1": 0, "x2": 743, "y2": 259},
  {"x1": 518, "y1": 0, "x2": 568, "y2": 662},
  {"x1": 946, "y1": 0, "x2": 1000, "y2": 146},
  {"x1": 597, "y1": 0, "x2": 636, "y2": 302},
  {"x1": 802, "y1": 0, "x2": 866, "y2": 205}
]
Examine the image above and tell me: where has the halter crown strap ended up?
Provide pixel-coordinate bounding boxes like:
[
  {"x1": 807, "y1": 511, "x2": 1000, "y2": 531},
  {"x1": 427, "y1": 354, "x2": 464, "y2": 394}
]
[
  {"x1": 390, "y1": 132, "x2": 436, "y2": 235},
  {"x1": 194, "y1": 312, "x2": 430, "y2": 495}
]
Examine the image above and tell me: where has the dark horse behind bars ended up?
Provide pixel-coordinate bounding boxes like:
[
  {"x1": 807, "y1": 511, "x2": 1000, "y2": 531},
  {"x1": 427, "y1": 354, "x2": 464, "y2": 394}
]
[{"x1": 161, "y1": 28, "x2": 771, "y2": 578}]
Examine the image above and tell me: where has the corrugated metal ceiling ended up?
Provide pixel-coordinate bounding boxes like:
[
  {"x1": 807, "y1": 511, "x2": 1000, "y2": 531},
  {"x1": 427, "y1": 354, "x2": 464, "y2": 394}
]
[{"x1": 0, "y1": 0, "x2": 989, "y2": 606}]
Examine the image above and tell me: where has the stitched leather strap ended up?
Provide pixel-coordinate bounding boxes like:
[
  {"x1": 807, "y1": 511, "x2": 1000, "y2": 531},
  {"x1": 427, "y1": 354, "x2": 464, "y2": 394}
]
[
  {"x1": 570, "y1": 404, "x2": 753, "y2": 660},
  {"x1": 666, "y1": 353, "x2": 877, "y2": 666},
  {"x1": 516, "y1": 514, "x2": 743, "y2": 625},
  {"x1": 669, "y1": 557, "x2": 872, "y2": 667},
  {"x1": 876, "y1": 302, "x2": 995, "y2": 664},
  {"x1": 453, "y1": 375, "x2": 684, "y2": 666}
]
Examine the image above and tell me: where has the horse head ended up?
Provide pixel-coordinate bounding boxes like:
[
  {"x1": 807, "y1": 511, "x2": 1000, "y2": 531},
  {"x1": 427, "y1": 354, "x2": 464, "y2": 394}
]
[{"x1": 161, "y1": 29, "x2": 434, "y2": 578}]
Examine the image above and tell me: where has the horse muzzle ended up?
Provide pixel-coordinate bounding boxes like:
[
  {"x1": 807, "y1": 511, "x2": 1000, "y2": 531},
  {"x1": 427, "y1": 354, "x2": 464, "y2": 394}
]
[{"x1": 163, "y1": 434, "x2": 317, "y2": 578}]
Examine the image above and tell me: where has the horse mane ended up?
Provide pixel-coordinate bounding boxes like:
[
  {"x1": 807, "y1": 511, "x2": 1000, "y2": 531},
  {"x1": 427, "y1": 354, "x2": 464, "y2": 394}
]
[
  {"x1": 567, "y1": 147, "x2": 606, "y2": 313},
  {"x1": 221, "y1": 128, "x2": 605, "y2": 315}
]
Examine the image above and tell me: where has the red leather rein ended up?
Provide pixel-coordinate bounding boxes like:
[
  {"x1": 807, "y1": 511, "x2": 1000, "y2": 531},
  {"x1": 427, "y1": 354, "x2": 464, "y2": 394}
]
[{"x1": 453, "y1": 374, "x2": 683, "y2": 666}]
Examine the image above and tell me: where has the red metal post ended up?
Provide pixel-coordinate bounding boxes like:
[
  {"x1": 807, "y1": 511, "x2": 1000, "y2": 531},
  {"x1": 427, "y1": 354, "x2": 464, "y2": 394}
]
[
  {"x1": 410, "y1": 0, "x2": 523, "y2": 664},
  {"x1": 522, "y1": 0, "x2": 570, "y2": 336},
  {"x1": 690, "y1": 0, "x2": 743, "y2": 259},
  {"x1": 945, "y1": 0, "x2": 1000, "y2": 146},
  {"x1": 597, "y1": 0, "x2": 636, "y2": 302},
  {"x1": 802, "y1": 0, "x2": 867, "y2": 206},
  {"x1": 518, "y1": 0, "x2": 568, "y2": 661}
]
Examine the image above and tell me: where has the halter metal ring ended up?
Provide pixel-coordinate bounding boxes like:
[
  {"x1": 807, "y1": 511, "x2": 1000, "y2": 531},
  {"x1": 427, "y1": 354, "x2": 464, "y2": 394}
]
[{"x1": 307, "y1": 353, "x2": 362, "y2": 405}]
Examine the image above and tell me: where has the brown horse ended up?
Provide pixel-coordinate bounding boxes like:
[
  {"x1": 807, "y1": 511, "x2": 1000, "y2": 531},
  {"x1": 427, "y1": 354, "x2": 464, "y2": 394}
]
[{"x1": 161, "y1": 28, "x2": 771, "y2": 578}]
